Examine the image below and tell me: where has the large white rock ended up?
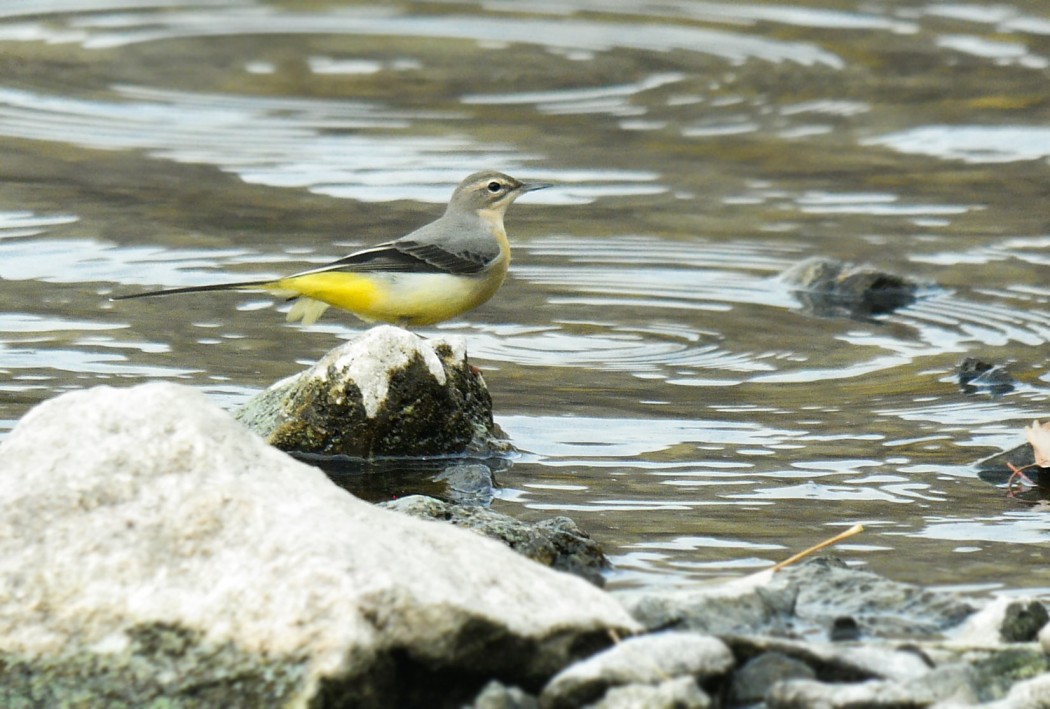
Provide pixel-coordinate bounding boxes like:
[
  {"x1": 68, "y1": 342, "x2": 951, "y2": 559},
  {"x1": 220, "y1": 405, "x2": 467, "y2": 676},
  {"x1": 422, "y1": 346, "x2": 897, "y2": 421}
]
[{"x1": 0, "y1": 382, "x2": 638, "y2": 707}]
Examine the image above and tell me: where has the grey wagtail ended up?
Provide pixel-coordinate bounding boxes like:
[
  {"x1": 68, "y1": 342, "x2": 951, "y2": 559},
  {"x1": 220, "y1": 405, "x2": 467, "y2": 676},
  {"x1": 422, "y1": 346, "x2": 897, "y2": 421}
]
[{"x1": 112, "y1": 171, "x2": 551, "y2": 326}]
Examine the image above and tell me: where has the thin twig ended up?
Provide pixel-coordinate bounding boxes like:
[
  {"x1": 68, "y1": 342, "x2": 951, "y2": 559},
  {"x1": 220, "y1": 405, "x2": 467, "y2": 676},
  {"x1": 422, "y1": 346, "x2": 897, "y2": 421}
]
[{"x1": 770, "y1": 523, "x2": 865, "y2": 572}]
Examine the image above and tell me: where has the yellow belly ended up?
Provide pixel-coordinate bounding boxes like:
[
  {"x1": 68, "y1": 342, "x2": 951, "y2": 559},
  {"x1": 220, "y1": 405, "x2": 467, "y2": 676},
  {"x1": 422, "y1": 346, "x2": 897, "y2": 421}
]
[{"x1": 270, "y1": 268, "x2": 507, "y2": 326}]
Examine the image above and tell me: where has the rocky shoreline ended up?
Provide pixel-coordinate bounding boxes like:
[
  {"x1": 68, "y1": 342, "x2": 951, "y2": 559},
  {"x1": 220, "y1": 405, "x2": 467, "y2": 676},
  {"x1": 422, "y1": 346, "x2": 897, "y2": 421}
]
[{"x1": 0, "y1": 328, "x2": 1048, "y2": 707}]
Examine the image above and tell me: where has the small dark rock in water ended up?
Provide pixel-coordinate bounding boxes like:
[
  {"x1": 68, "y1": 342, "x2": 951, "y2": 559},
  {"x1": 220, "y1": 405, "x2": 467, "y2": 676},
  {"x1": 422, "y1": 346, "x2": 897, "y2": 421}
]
[
  {"x1": 999, "y1": 600, "x2": 1049, "y2": 643},
  {"x1": 780, "y1": 257, "x2": 924, "y2": 319},
  {"x1": 729, "y1": 652, "x2": 816, "y2": 705},
  {"x1": 957, "y1": 357, "x2": 1016, "y2": 396},
  {"x1": 976, "y1": 445, "x2": 1050, "y2": 495},
  {"x1": 235, "y1": 325, "x2": 511, "y2": 458},
  {"x1": 380, "y1": 494, "x2": 610, "y2": 586},
  {"x1": 433, "y1": 462, "x2": 495, "y2": 506}
]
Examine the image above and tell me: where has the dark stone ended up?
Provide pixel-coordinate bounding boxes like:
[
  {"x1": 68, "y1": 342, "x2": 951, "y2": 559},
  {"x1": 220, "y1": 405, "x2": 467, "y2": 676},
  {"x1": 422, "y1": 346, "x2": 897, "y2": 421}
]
[
  {"x1": 975, "y1": 445, "x2": 1050, "y2": 495},
  {"x1": 957, "y1": 357, "x2": 1016, "y2": 396},
  {"x1": 829, "y1": 616, "x2": 861, "y2": 642},
  {"x1": 999, "y1": 600, "x2": 1050, "y2": 643},
  {"x1": 781, "y1": 257, "x2": 925, "y2": 319}
]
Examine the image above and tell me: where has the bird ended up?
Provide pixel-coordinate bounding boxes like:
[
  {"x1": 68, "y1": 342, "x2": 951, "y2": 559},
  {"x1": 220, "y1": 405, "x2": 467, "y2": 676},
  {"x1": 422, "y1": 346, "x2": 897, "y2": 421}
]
[{"x1": 112, "y1": 171, "x2": 551, "y2": 326}]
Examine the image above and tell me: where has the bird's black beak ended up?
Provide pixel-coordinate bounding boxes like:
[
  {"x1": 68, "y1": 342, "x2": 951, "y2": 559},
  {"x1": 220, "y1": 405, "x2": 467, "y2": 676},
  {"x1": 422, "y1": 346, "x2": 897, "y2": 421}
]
[{"x1": 521, "y1": 180, "x2": 553, "y2": 193}]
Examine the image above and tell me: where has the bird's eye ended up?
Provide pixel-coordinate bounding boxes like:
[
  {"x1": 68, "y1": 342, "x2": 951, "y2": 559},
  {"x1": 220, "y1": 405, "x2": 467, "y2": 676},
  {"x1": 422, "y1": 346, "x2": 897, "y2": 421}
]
[{"x1": 487, "y1": 181, "x2": 502, "y2": 193}]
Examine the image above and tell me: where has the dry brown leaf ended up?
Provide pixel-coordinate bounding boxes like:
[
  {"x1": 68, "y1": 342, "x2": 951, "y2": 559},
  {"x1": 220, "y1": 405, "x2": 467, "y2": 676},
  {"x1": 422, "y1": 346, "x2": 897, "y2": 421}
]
[{"x1": 1024, "y1": 420, "x2": 1050, "y2": 468}]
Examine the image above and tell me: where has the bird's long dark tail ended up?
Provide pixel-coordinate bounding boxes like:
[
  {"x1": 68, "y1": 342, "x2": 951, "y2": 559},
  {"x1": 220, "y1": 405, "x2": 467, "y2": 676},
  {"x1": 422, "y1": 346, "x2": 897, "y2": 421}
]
[{"x1": 110, "y1": 279, "x2": 273, "y2": 301}]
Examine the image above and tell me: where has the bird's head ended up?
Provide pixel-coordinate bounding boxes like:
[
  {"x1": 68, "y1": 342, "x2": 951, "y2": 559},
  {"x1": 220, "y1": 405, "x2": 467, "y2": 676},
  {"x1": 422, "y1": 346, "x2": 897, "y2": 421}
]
[{"x1": 448, "y1": 171, "x2": 551, "y2": 216}]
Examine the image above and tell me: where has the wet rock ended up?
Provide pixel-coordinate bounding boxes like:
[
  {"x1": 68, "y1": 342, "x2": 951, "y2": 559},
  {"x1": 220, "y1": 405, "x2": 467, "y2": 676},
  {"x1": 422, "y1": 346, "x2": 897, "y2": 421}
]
[
  {"x1": 433, "y1": 462, "x2": 496, "y2": 505},
  {"x1": 773, "y1": 557, "x2": 977, "y2": 639},
  {"x1": 617, "y1": 557, "x2": 975, "y2": 640},
  {"x1": 470, "y1": 680, "x2": 539, "y2": 709},
  {"x1": 999, "y1": 600, "x2": 1050, "y2": 647},
  {"x1": 957, "y1": 357, "x2": 1016, "y2": 397},
  {"x1": 591, "y1": 676, "x2": 710, "y2": 709},
  {"x1": 539, "y1": 632, "x2": 732, "y2": 709},
  {"x1": 235, "y1": 325, "x2": 510, "y2": 457},
  {"x1": 781, "y1": 257, "x2": 924, "y2": 319},
  {"x1": 976, "y1": 443, "x2": 1050, "y2": 493},
  {"x1": 0, "y1": 382, "x2": 638, "y2": 707},
  {"x1": 728, "y1": 652, "x2": 816, "y2": 705},
  {"x1": 381, "y1": 494, "x2": 609, "y2": 586}
]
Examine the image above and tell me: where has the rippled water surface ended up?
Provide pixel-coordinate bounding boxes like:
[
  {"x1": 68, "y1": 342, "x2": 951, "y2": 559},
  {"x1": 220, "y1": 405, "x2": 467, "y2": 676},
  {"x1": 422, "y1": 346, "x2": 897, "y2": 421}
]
[{"x1": 2, "y1": 0, "x2": 1050, "y2": 594}]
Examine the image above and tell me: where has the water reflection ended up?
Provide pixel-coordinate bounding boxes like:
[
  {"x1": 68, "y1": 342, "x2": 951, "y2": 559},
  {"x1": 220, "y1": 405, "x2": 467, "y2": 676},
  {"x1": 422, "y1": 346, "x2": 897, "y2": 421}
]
[{"x1": 869, "y1": 125, "x2": 1050, "y2": 163}]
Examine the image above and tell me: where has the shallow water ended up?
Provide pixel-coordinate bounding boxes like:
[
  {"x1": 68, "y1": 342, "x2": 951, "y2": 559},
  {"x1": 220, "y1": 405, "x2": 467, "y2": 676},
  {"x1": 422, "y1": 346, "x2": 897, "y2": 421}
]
[{"x1": 2, "y1": 0, "x2": 1050, "y2": 595}]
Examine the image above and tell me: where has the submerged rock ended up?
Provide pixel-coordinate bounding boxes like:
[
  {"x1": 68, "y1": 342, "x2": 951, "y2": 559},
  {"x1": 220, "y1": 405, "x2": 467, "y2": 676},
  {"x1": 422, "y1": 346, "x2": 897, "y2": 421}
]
[
  {"x1": 781, "y1": 257, "x2": 924, "y2": 319},
  {"x1": 235, "y1": 325, "x2": 510, "y2": 458},
  {"x1": 957, "y1": 357, "x2": 1016, "y2": 397},
  {"x1": 307, "y1": 455, "x2": 505, "y2": 506},
  {"x1": 976, "y1": 444, "x2": 1050, "y2": 495},
  {"x1": 381, "y1": 494, "x2": 609, "y2": 586},
  {"x1": 0, "y1": 382, "x2": 638, "y2": 707}
]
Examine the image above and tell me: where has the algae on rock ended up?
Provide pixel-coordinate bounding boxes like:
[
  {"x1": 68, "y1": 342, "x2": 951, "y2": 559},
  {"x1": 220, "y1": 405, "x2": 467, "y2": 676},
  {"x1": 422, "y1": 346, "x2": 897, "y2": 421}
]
[{"x1": 236, "y1": 325, "x2": 510, "y2": 458}]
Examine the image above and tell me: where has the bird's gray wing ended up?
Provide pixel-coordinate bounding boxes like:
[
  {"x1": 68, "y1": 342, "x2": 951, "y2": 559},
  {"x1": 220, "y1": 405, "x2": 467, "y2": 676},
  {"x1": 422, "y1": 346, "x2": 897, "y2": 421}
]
[{"x1": 291, "y1": 214, "x2": 501, "y2": 277}]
